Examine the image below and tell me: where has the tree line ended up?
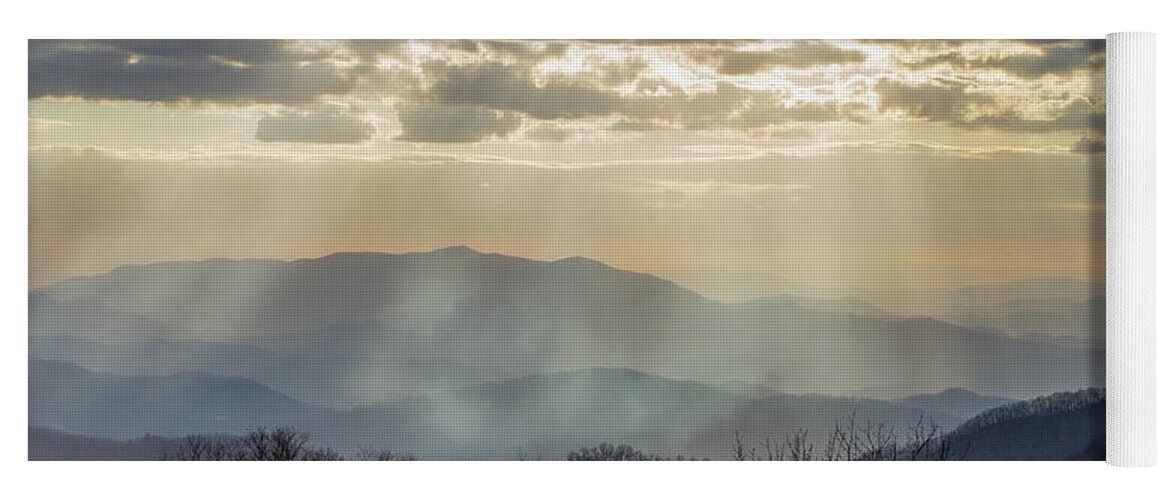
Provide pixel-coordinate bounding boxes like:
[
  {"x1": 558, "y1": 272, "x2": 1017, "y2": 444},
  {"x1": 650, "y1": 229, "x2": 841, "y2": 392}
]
[
  {"x1": 170, "y1": 414, "x2": 964, "y2": 461},
  {"x1": 168, "y1": 427, "x2": 415, "y2": 461}
]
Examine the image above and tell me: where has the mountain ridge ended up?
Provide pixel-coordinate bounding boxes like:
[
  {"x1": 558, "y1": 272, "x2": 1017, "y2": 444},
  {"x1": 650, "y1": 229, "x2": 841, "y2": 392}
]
[
  {"x1": 30, "y1": 246, "x2": 1104, "y2": 404},
  {"x1": 30, "y1": 358, "x2": 1026, "y2": 459}
]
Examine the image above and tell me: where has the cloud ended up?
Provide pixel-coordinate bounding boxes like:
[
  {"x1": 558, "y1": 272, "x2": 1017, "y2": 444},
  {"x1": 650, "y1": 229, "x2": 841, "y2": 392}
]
[
  {"x1": 29, "y1": 40, "x2": 355, "y2": 105},
  {"x1": 426, "y1": 61, "x2": 622, "y2": 120},
  {"x1": 860, "y1": 40, "x2": 969, "y2": 49},
  {"x1": 965, "y1": 98, "x2": 1105, "y2": 134},
  {"x1": 691, "y1": 41, "x2": 867, "y2": 75},
  {"x1": 344, "y1": 40, "x2": 409, "y2": 61},
  {"x1": 875, "y1": 79, "x2": 992, "y2": 123},
  {"x1": 474, "y1": 40, "x2": 570, "y2": 62},
  {"x1": 28, "y1": 39, "x2": 1103, "y2": 146},
  {"x1": 900, "y1": 39, "x2": 1106, "y2": 77},
  {"x1": 255, "y1": 109, "x2": 376, "y2": 144},
  {"x1": 422, "y1": 61, "x2": 862, "y2": 132},
  {"x1": 396, "y1": 105, "x2": 523, "y2": 143},
  {"x1": 100, "y1": 40, "x2": 314, "y2": 65},
  {"x1": 1070, "y1": 136, "x2": 1106, "y2": 154},
  {"x1": 601, "y1": 40, "x2": 750, "y2": 48},
  {"x1": 876, "y1": 79, "x2": 1104, "y2": 134}
]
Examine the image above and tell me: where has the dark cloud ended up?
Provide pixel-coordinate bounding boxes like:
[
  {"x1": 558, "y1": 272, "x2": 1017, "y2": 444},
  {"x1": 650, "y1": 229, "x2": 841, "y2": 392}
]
[
  {"x1": 255, "y1": 109, "x2": 376, "y2": 143},
  {"x1": 876, "y1": 79, "x2": 1104, "y2": 134},
  {"x1": 600, "y1": 40, "x2": 750, "y2": 47},
  {"x1": 875, "y1": 79, "x2": 992, "y2": 123},
  {"x1": 447, "y1": 40, "x2": 482, "y2": 53},
  {"x1": 423, "y1": 61, "x2": 861, "y2": 132},
  {"x1": 29, "y1": 40, "x2": 354, "y2": 105},
  {"x1": 966, "y1": 98, "x2": 1105, "y2": 133},
  {"x1": 1071, "y1": 136, "x2": 1107, "y2": 154},
  {"x1": 860, "y1": 40, "x2": 969, "y2": 49},
  {"x1": 396, "y1": 105, "x2": 523, "y2": 143},
  {"x1": 103, "y1": 40, "x2": 318, "y2": 65},
  {"x1": 477, "y1": 40, "x2": 570, "y2": 62},
  {"x1": 345, "y1": 40, "x2": 407, "y2": 57},
  {"x1": 903, "y1": 39, "x2": 1106, "y2": 77},
  {"x1": 691, "y1": 41, "x2": 867, "y2": 75},
  {"x1": 426, "y1": 61, "x2": 622, "y2": 120}
]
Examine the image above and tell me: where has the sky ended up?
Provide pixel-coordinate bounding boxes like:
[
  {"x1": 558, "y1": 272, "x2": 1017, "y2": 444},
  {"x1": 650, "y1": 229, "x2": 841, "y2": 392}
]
[{"x1": 28, "y1": 39, "x2": 1105, "y2": 295}]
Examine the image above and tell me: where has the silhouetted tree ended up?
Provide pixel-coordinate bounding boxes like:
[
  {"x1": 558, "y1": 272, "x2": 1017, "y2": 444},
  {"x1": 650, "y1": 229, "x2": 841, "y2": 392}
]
[
  {"x1": 731, "y1": 413, "x2": 966, "y2": 461},
  {"x1": 302, "y1": 447, "x2": 345, "y2": 461},
  {"x1": 567, "y1": 443, "x2": 663, "y2": 461},
  {"x1": 906, "y1": 415, "x2": 939, "y2": 461},
  {"x1": 355, "y1": 448, "x2": 418, "y2": 461},
  {"x1": 858, "y1": 420, "x2": 897, "y2": 460},
  {"x1": 169, "y1": 427, "x2": 354, "y2": 461},
  {"x1": 733, "y1": 431, "x2": 749, "y2": 461},
  {"x1": 784, "y1": 429, "x2": 814, "y2": 461},
  {"x1": 170, "y1": 435, "x2": 244, "y2": 461}
]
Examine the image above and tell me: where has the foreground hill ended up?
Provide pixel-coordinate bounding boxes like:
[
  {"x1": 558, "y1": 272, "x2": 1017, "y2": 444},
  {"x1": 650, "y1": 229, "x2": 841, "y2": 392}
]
[
  {"x1": 29, "y1": 427, "x2": 186, "y2": 461},
  {"x1": 30, "y1": 248, "x2": 1103, "y2": 405},
  {"x1": 940, "y1": 388, "x2": 1106, "y2": 460}
]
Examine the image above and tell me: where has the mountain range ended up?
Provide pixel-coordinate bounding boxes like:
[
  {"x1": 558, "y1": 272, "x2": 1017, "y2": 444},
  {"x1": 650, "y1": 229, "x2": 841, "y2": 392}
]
[
  {"x1": 32, "y1": 358, "x2": 1101, "y2": 460},
  {"x1": 30, "y1": 358, "x2": 1017, "y2": 459},
  {"x1": 28, "y1": 247, "x2": 1104, "y2": 459},
  {"x1": 30, "y1": 247, "x2": 1104, "y2": 406}
]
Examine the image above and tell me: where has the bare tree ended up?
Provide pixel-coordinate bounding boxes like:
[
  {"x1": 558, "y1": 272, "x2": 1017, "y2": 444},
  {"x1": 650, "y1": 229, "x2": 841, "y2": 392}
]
[
  {"x1": 733, "y1": 412, "x2": 968, "y2": 462},
  {"x1": 268, "y1": 427, "x2": 311, "y2": 460},
  {"x1": 784, "y1": 429, "x2": 814, "y2": 461},
  {"x1": 356, "y1": 448, "x2": 418, "y2": 461},
  {"x1": 906, "y1": 415, "x2": 939, "y2": 461},
  {"x1": 823, "y1": 412, "x2": 861, "y2": 461},
  {"x1": 858, "y1": 420, "x2": 896, "y2": 460},
  {"x1": 171, "y1": 427, "x2": 342, "y2": 461},
  {"x1": 171, "y1": 435, "x2": 243, "y2": 461},
  {"x1": 567, "y1": 443, "x2": 663, "y2": 461},
  {"x1": 758, "y1": 437, "x2": 783, "y2": 461},
  {"x1": 174, "y1": 435, "x2": 210, "y2": 461},
  {"x1": 302, "y1": 447, "x2": 345, "y2": 461},
  {"x1": 732, "y1": 431, "x2": 749, "y2": 461}
]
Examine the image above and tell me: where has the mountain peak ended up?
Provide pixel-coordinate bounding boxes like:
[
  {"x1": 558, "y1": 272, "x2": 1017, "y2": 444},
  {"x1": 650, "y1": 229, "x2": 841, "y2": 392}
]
[
  {"x1": 552, "y1": 255, "x2": 613, "y2": 269},
  {"x1": 937, "y1": 387, "x2": 979, "y2": 397},
  {"x1": 428, "y1": 245, "x2": 481, "y2": 256}
]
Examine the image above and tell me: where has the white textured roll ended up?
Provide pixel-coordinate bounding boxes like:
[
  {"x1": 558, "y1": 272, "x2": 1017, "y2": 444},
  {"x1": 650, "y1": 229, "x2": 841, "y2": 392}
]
[{"x1": 1106, "y1": 32, "x2": 1157, "y2": 467}]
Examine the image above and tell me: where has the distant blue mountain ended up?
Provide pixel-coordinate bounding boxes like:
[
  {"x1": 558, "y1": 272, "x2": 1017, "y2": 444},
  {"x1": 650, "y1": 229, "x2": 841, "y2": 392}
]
[
  {"x1": 737, "y1": 294, "x2": 900, "y2": 320},
  {"x1": 31, "y1": 359, "x2": 1022, "y2": 460},
  {"x1": 894, "y1": 388, "x2": 1016, "y2": 422},
  {"x1": 875, "y1": 278, "x2": 1104, "y2": 339},
  {"x1": 937, "y1": 296, "x2": 1105, "y2": 339},
  {"x1": 29, "y1": 358, "x2": 330, "y2": 439}
]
